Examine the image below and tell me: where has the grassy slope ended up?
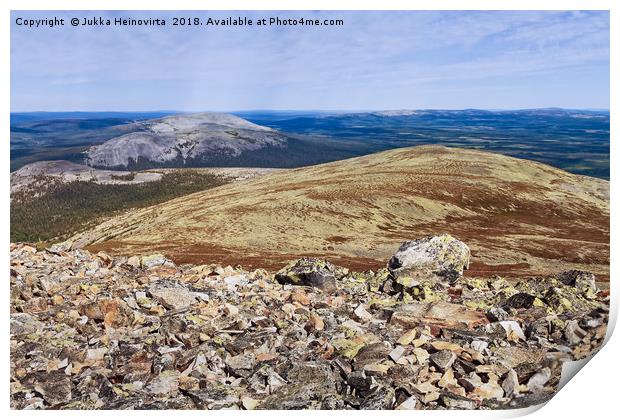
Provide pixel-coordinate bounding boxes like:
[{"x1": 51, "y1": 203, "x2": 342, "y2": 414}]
[{"x1": 68, "y1": 146, "x2": 609, "y2": 280}]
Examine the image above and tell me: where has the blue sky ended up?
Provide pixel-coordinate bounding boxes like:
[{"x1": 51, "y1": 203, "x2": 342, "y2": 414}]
[{"x1": 11, "y1": 10, "x2": 609, "y2": 111}]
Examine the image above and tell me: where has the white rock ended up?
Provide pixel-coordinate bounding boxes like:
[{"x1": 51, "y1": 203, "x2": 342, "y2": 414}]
[
  {"x1": 470, "y1": 340, "x2": 489, "y2": 353},
  {"x1": 354, "y1": 304, "x2": 373, "y2": 322},
  {"x1": 395, "y1": 395, "x2": 418, "y2": 410},
  {"x1": 389, "y1": 345, "x2": 407, "y2": 362},
  {"x1": 499, "y1": 321, "x2": 526, "y2": 341}
]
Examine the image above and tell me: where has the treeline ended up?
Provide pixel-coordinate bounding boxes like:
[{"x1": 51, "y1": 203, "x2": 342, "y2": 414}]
[{"x1": 10, "y1": 171, "x2": 230, "y2": 244}]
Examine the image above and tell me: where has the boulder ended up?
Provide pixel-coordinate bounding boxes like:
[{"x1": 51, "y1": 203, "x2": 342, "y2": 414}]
[
  {"x1": 148, "y1": 281, "x2": 198, "y2": 310},
  {"x1": 257, "y1": 362, "x2": 339, "y2": 409},
  {"x1": 32, "y1": 371, "x2": 72, "y2": 406},
  {"x1": 388, "y1": 235, "x2": 470, "y2": 284},
  {"x1": 275, "y1": 258, "x2": 342, "y2": 291},
  {"x1": 557, "y1": 270, "x2": 598, "y2": 294},
  {"x1": 99, "y1": 298, "x2": 135, "y2": 328},
  {"x1": 503, "y1": 292, "x2": 538, "y2": 309}
]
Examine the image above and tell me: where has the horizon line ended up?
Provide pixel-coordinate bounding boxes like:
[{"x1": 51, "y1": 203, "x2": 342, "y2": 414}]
[{"x1": 10, "y1": 107, "x2": 611, "y2": 114}]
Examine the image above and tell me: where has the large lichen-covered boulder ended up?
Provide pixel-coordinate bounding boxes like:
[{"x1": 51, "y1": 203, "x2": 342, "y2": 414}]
[
  {"x1": 388, "y1": 234, "x2": 470, "y2": 285},
  {"x1": 257, "y1": 362, "x2": 341, "y2": 409},
  {"x1": 275, "y1": 258, "x2": 345, "y2": 291},
  {"x1": 557, "y1": 270, "x2": 598, "y2": 295}
]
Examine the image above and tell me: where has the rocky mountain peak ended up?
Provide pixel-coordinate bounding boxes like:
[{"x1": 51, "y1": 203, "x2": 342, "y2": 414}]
[{"x1": 84, "y1": 112, "x2": 286, "y2": 169}]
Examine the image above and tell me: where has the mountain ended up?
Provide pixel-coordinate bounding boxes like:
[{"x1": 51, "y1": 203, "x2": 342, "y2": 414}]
[
  {"x1": 64, "y1": 146, "x2": 609, "y2": 280},
  {"x1": 83, "y1": 112, "x2": 288, "y2": 169},
  {"x1": 11, "y1": 109, "x2": 610, "y2": 178}
]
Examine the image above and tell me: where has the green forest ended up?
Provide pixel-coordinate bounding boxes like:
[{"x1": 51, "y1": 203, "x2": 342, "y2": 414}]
[{"x1": 11, "y1": 171, "x2": 230, "y2": 244}]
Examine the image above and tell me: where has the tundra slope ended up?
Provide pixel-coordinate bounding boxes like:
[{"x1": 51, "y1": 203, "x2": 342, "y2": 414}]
[{"x1": 67, "y1": 146, "x2": 610, "y2": 280}]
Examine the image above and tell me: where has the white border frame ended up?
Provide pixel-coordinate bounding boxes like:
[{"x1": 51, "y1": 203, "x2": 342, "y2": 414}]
[{"x1": 2, "y1": 1, "x2": 616, "y2": 419}]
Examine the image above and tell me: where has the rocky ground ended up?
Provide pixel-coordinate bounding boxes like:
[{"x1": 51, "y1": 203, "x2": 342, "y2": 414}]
[{"x1": 10, "y1": 235, "x2": 608, "y2": 410}]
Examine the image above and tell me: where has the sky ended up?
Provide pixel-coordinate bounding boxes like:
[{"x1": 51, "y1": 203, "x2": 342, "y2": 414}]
[{"x1": 10, "y1": 10, "x2": 610, "y2": 111}]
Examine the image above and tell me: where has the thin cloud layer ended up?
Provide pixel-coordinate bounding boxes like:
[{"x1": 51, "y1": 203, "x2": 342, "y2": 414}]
[{"x1": 11, "y1": 10, "x2": 609, "y2": 111}]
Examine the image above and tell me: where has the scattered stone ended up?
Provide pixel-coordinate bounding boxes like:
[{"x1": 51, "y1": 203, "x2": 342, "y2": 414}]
[
  {"x1": 504, "y1": 292, "x2": 538, "y2": 309},
  {"x1": 354, "y1": 304, "x2": 373, "y2": 322},
  {"x1": 395, "y1": 395, "x2": 418, "y2": 410},
  {"x1": 442, "y1": 393, "x2": 477, "y2": 409},
  {"x1": 470, "y1": 340, "x2": 488, "y2": 353},
  {"x1": 23, "y1": 297, "x2": 48, "y2": 313},
  {"x1": 141, "y1": 254, "x2": 170, "y2": 269},
  {"x1": 527, "y1": 367, "x2": 551, "y2": 393},
  {"x1": 502, "y1": 369, "x2": 519, "y2": 397},
  {"x1": 564, "y1": 320, "x2": 587, "y2": 345},
  {"x1": 241, "y1": 396, "x2": 259, "y2": 410},
  {"x1": 498, "y1": 321, "x2": 526, "y2": 342},
  {"x1": 126, "y1": 256, "x2": 141, "y2": 268},
  {"x1": 389, "y1": 346, "x2": 406, "y2": 362},
  {"x1": 9, "y1": 238, "x2": 608, "y2": 410},
  {"x1": 557, "y1": 270, "x2": 597, "y2": 293},
  {"x1": 430, "y1": 350, "x2": 457, "y2": 372},
  {"x1": 391, "y1": 301, "x2": 488, "y2": 330},
  {"x1": 396, "y1": 329, "x2": 417, "y2": 345},
  {"x1": 148, "y1": 281, "x2": 197, "y2": 310},
  {"x1": 275, "y1": 258, "x2": 341, "y2": 291},
  {"x1": 360, "y1": 387, "x2": 395, "y2": 409},
  {"x1": 33, "y1": 371, "x2": 72, "y2": 406},
  {"x1": 486, "y1": 307, "x2": 509, "y2": 322},
  {"x1": 99, "y1": 298, "x2": 134, "y2": 328}
]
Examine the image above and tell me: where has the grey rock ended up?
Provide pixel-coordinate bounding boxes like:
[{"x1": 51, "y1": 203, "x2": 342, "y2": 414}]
[
  {"x1": 85, "y1": 112, "x2": 285, "y2": 169},
  {"x1": 186, "y1": 383, "x2": 240, "y2": 409},
  {"x1": 347, "y1": 370, "x2": 373, "y2": 393},
  {"x1": 526, "y1": 367, "x2": 552, "y2": 393},
  {"x1": 557, "y1": 270, "x2": 598, "y2": 294},
  {"x1": 388, "y1": 234, "x2": 470, "y2": 283},
  {"x1": 33, "y1": 371, "x2": 72, "y2": 406},
  {"x1": 389, "y1": 345, "x2": 407, "y2": 362},
  {"x1": 258, "y1": 362, "x2": 337, "y2": 409},
  {"x1": 430, "y1": 350, "x2": 457, "y2": 372},
  {"x1": 353, "y1": 343, "x2": 391, "y2": 370},
  {"x1": 395, "y1": 395, "x2": 418, "y2": 410},
  {"x1": 486, "y1": 307, "x2": 509, "y2": 322},
  {"x1": 275, "y1": 258, "x2": 341, "y2": 291},
  {"x1": 504, "y1": 292, "x2": 537, "y2": 309},
  {"x1": 564, "y1": 320, "x2": 587, "y2": 345},
  {"x1": 502, "y1": 369, "x2": 520, "y2": 397},
  {"x1": 470, "y1": 340, "x2": 489, "y2": 353},
  {"x1": 10, "y1": 313, "x2": 43, "y2": 336},
  {"x1": 360, "y1": 387, "x2": 395, "y2": 410},
  {"x1": 148, "y1": 281, "x2": 197, "y2": 310},
  {"x1": 498, "y1": 321, "x2": 527, "y2": 341},
  {"x1": 441, "y1": 393, "x2": 477, "y2": 409}
]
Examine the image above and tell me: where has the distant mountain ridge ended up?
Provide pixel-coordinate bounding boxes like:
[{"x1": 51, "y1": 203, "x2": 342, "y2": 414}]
[
  {"x1": 84, "y1": 112, "x2": 288, "y2": 169},
  {"x1": 11, "y1": 108, "x2": 610, "y2": 178}
]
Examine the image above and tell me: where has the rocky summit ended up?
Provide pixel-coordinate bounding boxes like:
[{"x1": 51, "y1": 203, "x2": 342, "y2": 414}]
[
  {"x1": 84, "y1": 112, "x2": 288, "y2": 170},
  {"x1": 10, "y1": 235, "x2": 608, "y2": 410}
]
